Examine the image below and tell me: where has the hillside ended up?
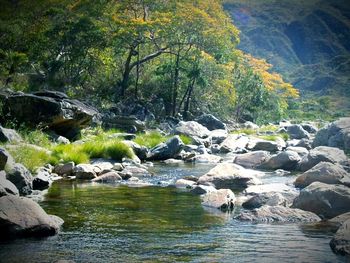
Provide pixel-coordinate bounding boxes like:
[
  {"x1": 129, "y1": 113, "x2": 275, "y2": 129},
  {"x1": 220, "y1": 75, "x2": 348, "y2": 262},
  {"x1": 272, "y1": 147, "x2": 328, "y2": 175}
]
[{"x1": 224, "y1": 0, "x2": 350, "y2": 98}]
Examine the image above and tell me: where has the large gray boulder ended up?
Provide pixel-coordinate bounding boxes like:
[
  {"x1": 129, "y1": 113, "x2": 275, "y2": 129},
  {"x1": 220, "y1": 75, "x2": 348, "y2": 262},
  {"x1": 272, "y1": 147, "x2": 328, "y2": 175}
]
[
  {"x1": 195, "y1": 114, "x2": 226, "y2": 131},
  {"x1": 259, "y1": 150, "x2": 301, "y2": 170},
  {"x1": 298, "y1": 146, "x2": 348, "y2": 172},
  {"x1": 0, "y1": 171, "x2": 19, "y2": 196},
  {"x1": 0, "y1": 147, "x2": 15, "y2": 170},
  {"x1": 242, "y1": 191, "x2": 298, "y2": 209},
  {"x1": 201, "y1": 189, "x2": 235, "y2": 211},
  {"x1": 220, "y1": 134, "x2": 249, "y2": 153},
  {"x1": 6, "y1": 163, "x2": 33, "y2": 195},
  {"x1": 209, "y1": 129, "x2": 228, "y2": 144},
  {"x1": 292, "y1": 182, "x2": 350, "y2": 219},
  {"x1": 0, "y1": 195, "x2": 63, "y2": 239},
  {"x1": 2, "y1": 92, "x2": 97, "y2": 140},
  {"x1": 197, "y1": 163, "x2": 261, "y2": 190},
  {"x1": 295, "y1": 162, "x2": 350, "y2": 188},
  {"x1": 287, "y1": 124, "x2": 310, "y2": 139},
  {"x1": 250, "y1": 138, "x2": 286, "y2": 152},
  {"x1": 103, "y1": 115, "x2": 145, "y2": 133},
  {"x1": 313, "y1": 117, "x2": 350, "y2": 152},
  {"x1": 174, "y1": 121, "x2": 211, "y2": 138},
  {"x1": 236, "y1": 206, "x2": 321, "y2": 223},
  {"x1": 147, "y1": 136, "x2": 184, "y2": 160},
  {"x1": 330, "y1": 218, "x2": 350, "y2": 256},
  {"x1": 0, "y1": 126, "x2": 22, "y2": 143},
  {"x1": 234, "y1": 151, "x2": 270, "y2": 169}
]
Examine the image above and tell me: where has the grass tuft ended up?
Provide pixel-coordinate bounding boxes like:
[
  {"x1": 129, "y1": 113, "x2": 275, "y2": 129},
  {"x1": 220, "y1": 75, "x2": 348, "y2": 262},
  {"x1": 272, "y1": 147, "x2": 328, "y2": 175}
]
[{"x1": 133, "y1": 131, "x2": 170, "y2": 148}]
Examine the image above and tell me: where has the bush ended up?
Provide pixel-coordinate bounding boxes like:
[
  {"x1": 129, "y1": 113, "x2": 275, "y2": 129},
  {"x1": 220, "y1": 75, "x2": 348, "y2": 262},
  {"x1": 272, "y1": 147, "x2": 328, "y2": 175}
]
[{"x1": 105, "y1": 141, "x2": 134, "y2": 161}]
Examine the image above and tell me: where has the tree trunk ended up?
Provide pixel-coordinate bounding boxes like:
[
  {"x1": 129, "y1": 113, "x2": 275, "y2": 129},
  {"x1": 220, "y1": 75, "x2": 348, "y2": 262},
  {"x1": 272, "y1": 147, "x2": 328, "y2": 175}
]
[
  {"x1": 183, "y1": 78, "x2": 195, "y2": 120},
  {"x1": 120, "y1": 48, "x2": 134, "y2": 97},
  {"x1": 172, "y1": 52, "x2": 180, "y2": 116}
]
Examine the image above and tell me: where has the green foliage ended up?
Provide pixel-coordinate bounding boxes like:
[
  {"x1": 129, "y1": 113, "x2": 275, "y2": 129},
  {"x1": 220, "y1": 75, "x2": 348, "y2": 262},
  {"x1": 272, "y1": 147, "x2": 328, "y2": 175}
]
[
  {"x1": 18, "y1": 128, "x2": 52, "y2": 148},
  {"x1": 179, "y1": 135, "x2": 192, "y2": 145},
  {"x1": 230, "y1": 128, "x2": 257, "y2": 135},
  {"x1": 6, "y1": 145, "x2": 51, "y2": 173},
  {"x1": 133, "y1": 131, "x2": 170, "y2": 149},
  {"x1": 51, "y1": 139, "x2": 134, "y2": 164}
]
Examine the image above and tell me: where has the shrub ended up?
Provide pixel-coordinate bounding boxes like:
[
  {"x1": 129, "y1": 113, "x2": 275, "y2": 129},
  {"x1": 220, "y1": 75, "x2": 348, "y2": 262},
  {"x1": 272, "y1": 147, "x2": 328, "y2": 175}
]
[
  {"x1": 50, "y1": 144, "x2": 89, "y2": 165},
  {"x1": 105, "y1": 141, "x2": 134, "y2": 161}
]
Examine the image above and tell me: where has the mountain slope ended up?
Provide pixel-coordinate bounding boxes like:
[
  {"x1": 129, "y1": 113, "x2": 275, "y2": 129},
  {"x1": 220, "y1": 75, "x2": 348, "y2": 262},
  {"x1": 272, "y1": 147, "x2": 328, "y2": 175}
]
[{"x1": 224, "y1": 0, "x2": 350, "y2": 97}]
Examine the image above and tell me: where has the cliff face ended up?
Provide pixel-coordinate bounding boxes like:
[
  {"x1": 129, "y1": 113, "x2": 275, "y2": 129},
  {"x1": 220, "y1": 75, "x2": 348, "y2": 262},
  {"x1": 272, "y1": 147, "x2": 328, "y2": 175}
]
[{"x1": 224, "y1": 0, "x2": 350, "y2": 95}]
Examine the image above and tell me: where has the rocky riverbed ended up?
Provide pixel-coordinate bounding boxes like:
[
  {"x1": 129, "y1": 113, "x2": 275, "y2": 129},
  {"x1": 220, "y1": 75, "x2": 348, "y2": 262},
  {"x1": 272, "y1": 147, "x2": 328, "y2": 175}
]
[{"x1": 1, "y1": 97, "x2": 350, "y2": 261}]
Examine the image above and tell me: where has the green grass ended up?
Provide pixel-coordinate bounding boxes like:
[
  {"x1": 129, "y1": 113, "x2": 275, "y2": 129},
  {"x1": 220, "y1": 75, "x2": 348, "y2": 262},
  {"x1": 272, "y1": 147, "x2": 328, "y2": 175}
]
[
  {"x1": 259, "y1": 125, "x2": 279, "y2": 133},
  {"x1": 133, "y1": 131, "x2": 171, "y2": 148},
  {"x1": 6, "y1": 145, "x2": 52, "y2": 173},
  {"x1": 50, "y1": 139, "x2": 134, "y2": 165},
  {"x1": 179, "y1": 134, "x2": 192, "y2": 145},
  {"x1": 16, "y1": 128, "x2": 53, "y2": 148},
  {"x1": 230, "y1": 128, "x2": 257, "y2": 135}
]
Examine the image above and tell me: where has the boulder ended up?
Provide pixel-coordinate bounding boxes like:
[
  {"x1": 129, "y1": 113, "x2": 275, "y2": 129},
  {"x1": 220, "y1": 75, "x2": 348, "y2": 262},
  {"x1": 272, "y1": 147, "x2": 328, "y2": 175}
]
[
  {"x1": 295, "y1": 162, "x2": 350, "y2": 188},
  {"x1": 236, "y1": 206, "x2": 321, "y2": 223},
  {"x1": 3, "y1": 92, "x2": 97, "y2": 140},
  {"x1": 329, "y1": 212, "x2": 350, "y2": 226},
  {"x1": 197, "y1": 163, "x2": 261, "y2": 190},
  {"x1": 186, "y1": 154, "x2": 222, "y2": 164},
  {"x1": 242, "y1": 191, "x2": 297, "y2": 209},
  {"x1": 6, "y1": 163, "x2": 33, "y2": 195},
  {"x1": 250, "y1": 138, "x2": 286, "y2": 152},
  {"x1": 313, "y1": 117, "x2": 350, "y2": 152},
  {"x1": 241, "y1": 121, "x2": 259, "y2": 130},
  {"x1": 195, "y1": 114, "x2": 226, "y2": 131},
  {"x1": 174, "y1": 179, "x2": 196, "y2": 189},
  {"x1": 285, "y1": 146, "x2": 309, "y2": 157},
  {"x1": 122, "y1": 165, "x2": 151, "y2": 177},
  {"x1": 259, "y1": 150, "x2": 301, "y2": 170},
  {"x1": 234, "y1": 151, "x2": 270, "y2": 169},
  {"x1": 103, "y1": 115, "x2": 145, "y2": 133},
  {"x1": 0, "y1": 147, "x2": 15, "y2": 170},
  {"x1": 292, "y1": 182, "x2": 350, "y2": 219},
  {"x1": 0, "y1": 126, "x2": 22, "y2": 143},
  {"x1": 190, "y1": 185, "x2": 217, "y2": 195},
  {"x1": 163, "y1": 158, "x2": 184, "y2": 164},
  {"x1": 147, "y1": 136, "x2": 184, "y2": 160},
  {"x1": 122, "y1": 140, "x2": 148, "y2": 160},
  {"x1": 301, "y1": 123, "x2": 318, "y2": 134},
  {"x1": 298, "y1": 146, "x2": 348, "y2": 172},
  {"x1": 287, "y1": 124, "x2": 310, "y2": 139},
  {"x1": 73, "y1": 164, "x2": 97, "y2": 180},
  {"x1": 32, "y1": 171, "x2": 51, "y2": 190},
  {"x1": 244, "y1": 183, "x2": 297, "y2": 195},
  {"x1": 201, "y1": 189, "x2": 235, "y2": 211},
  {"x1": 0, "y1": 195, "x2": 63, "y2": 239},
  {"x1": 209, "y1": 129, "x2": 228, "y2": 144},
  {"x1": 220, "y1": 134, "x2": 249, "y2": 153},
  {"x1": 0, "y1": 171, "x2": 19, "y2": 196},
  {"x1": 330, "y1": 218, "x2": 350, "y2": 256},
  {"x1": 53, "y1": 162, "x2": 75, "y2": 176},
  {"x1": 91, "y1": 171, "x2": 122, "y2": 183},
  {"x1": 174, "y1": 121, "x2": 211, "y2": 138}
]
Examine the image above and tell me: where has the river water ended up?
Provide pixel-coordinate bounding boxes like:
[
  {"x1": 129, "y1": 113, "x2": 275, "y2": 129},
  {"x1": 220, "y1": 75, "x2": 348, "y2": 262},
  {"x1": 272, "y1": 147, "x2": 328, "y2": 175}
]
[{"x1": 0, "y1": 163, "x2": 348, "y2": 262}]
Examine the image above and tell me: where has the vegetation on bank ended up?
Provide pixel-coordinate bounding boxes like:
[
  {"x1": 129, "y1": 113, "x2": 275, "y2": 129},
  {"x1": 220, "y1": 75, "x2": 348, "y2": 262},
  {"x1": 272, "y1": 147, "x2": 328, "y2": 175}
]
[{"x1": 0, "y1": 0, "x2": 299, "y2": 124}]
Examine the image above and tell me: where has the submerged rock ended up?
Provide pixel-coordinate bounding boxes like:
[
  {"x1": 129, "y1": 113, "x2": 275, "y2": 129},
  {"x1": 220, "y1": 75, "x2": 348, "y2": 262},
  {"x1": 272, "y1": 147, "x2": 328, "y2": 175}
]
[
  {"x1": 0, "y1": 195, "x2": 63, "y2": 239},
  {"x1": 174, "y1": 179, "x2": 196, "y2": 189},
  {"x1": 92, "y1": 171, "x2": 122, "y2": 183},
  {"x1": 236, "y1": 206, "x2": 321, "y2": 223},
  {"x1": 201, "y1": 189, "x2": 235, "y2": 211},
  {"x1": 292, "y1": 182, "x2": 350, "y2": 219},
  {"x1": 330, "y1": 218, "x2": 350, "y2": 256},
  {"x1": 197, "y1": 163, "x2": 261, "y2": 190}
]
